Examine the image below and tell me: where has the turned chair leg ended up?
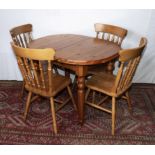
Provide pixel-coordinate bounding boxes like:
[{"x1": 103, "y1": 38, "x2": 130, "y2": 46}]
[
  {"x1": 24, "y1": 91, "x2": 32, "y2": 120},
  {"x1": 50, "y1": 97, "x2": 57, "y2": 134},
  {"x1": 112, "y1": 97, "x2": 116, "y2": 135},
  {"x1": 125, "y1": 91, "x2": 132, "y2": 111},
  {"x1": 67, "y1": 86, "x2": 77, "y2": 110}
]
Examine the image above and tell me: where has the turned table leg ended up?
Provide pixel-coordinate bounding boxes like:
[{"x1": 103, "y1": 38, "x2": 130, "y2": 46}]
[
  {"x1": 77, "y1": 75, "x2": 85, "y2": 124},
  {"x1": 76, "y1": 66, "x2": 87, "y2": 124}
]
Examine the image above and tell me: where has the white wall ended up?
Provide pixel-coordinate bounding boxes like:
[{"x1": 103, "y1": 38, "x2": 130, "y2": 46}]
[{"x1": 0, "y1": 9, "x2": 155, "y2": 83}]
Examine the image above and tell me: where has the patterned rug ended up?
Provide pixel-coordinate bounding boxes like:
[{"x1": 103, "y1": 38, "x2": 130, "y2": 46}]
[{"x1": 0, "y1": 81, "x2": 155, "y2": 144}]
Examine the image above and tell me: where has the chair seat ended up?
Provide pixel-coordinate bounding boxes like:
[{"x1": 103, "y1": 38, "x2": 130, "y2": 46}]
[
  {"x1": 86, "y1": 72, "x2": 116, "y2": 96},
  {"x1": 87, "y1": 64, "x2": 106, "y2": 75},
  {"x1": 52, "y1": 74, "x2": 71, "y2": 95},
  {"x1": 25, "y1": 74, "x2": 71, "y2": 97}
]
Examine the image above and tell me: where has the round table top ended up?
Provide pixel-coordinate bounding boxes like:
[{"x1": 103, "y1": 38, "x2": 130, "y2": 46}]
[{"x1": 29, "y1": 34, "x2": 121, "y2": 65}]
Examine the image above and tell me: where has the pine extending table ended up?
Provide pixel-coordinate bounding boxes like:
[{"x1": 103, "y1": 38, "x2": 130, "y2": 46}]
[{"x1": 29, "y1": 34, "x2": 121, "y2": 124}]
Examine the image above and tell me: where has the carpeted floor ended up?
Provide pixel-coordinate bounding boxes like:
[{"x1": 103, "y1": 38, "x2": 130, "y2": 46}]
[{"x1": 0, "y1": 81, "x2": 155, "y2": 144}]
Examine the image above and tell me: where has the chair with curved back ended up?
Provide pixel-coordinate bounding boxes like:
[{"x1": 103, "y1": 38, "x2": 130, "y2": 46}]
[
  {"x1": 11, "y1": 43, "x2": 76, "y2": 134},
  {"x1": 85, "y1": 37, "x2": 147, "y2": 135},
  {"x1": 10, "y1": 24, "x2": 33, "y2": 97},
  {"x1": 88, "y1": 23, "x2": 128, "y2": 75}
]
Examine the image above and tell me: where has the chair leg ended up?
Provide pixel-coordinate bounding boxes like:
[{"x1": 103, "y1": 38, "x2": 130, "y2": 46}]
[
  {"x1": 112, "y1": 97, "x2": 116, "y2": 135},
  {"x1": 67, "y1": 86, "x2": 77, "y2": 110},
  {"x1": 20, "y1": 80, "x2": 25, "y2": 98},
  {"x1": 50, "y1": 97, "x2": 57, "y2": 134},
  {"x1": 125, "y1": 91, "x2": 132, "y2": 111},
  {"x1": 24, "y1": 91, "x2": 32, "y2": 120}
]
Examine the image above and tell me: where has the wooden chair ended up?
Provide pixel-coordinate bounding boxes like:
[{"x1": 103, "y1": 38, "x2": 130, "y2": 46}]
[
  {"x1": 88, "y1": 23, "x2": 127, "y2": 75},
  {"x1": 10, "y1": 24, "x2": 33, "y2": 97},
  {"x1": 11, "y1": 43, "x2": 76, "y2": 134},
  {"x1": 85, "y1": 37, "x2": 147, "y2": 135}
]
